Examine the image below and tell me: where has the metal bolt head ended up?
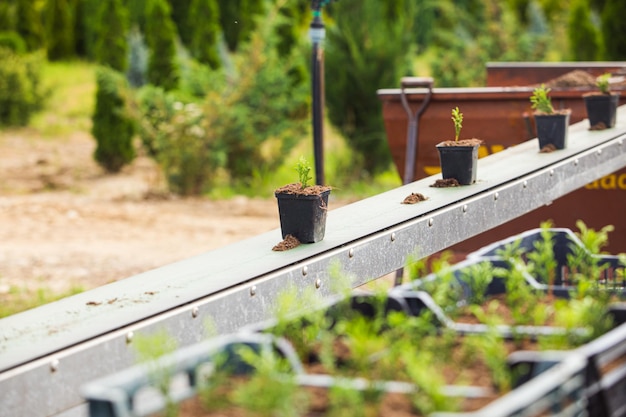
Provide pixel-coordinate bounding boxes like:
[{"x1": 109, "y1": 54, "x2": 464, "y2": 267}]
[
  {"x1": 462, "y1": 204, "x2": 468, "y2": 213},
  {"x1": 523, "y1": 180, "x2": 528, "y2": 188},
  {"x1": 50, "y1": 358, "x2": 60, "y2": 373},
  {"x1": 428, "y1": 218, "x2": 434, "y2": 227},
  {"x1": 494, "y1": 192, "x2": 499, "y2": 201},
  {"x1": 126, "y1": 331, "x2": 134, "y2": 344},
  {"x1": 302, "y1": 266, "x2": 308, "y2": 276},
  {"x1": 250, "y1": 286, "x2": 257, "y2": 296},
  {"x1": 348, "y1": 248, "x2": 354, "y2": 258},
  {"x1": 597, "y1": 149, "x2": 603, "y2": 155},
  {"x1": 315, "y1": 278, "x2": 322, "y2": 289},
  {"x1": 191, "y1": 306, "x2": 199, "y2": 318},
  {"x1": 390, "y1": 233, "x2": 396, "y2": 242}
]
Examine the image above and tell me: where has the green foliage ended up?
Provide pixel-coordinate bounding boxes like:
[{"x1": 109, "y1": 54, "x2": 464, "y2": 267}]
[
  {"x1": 325, "y1": 0, "x2": 415, "y2": 175},
  {"x1": 430, "y1": 0, "x2": 550, "y2": 87},
  {"x1": 15, "y1": 0, "x2": 45, "y2": 52},
  {"x1": 217, "y1": 0, "x2": 264, "y2": 52},
  {"x1": 530, "y1": 84, "x2": 554, "y2": 114},
  {"x1": 126, "y1": 26, "x2": 148, "y2": 88},
  {"x1": 0, "y1": 283, "x2": 84, "y2": 318},
  {"x1": 167, "y1": 0, "x2": 192, "y2": 46},
  {"x1": 94, "y1": 0, "x2": 129, "y2": 72},
  {"x1": 596, "y1": 73, "x2": 611, "y2": 94},
  {"x1": 44, "y1": 0, "x2": 75, "y2": 60},
  {"x1": 145, "y1": 0, "x2": 180, "y2": 90},
  {"x1": 136, "y1": 86, "x2": 226, "y2": 195},
  {"x1": 601, "y1": 0, "x2": 626, "y2": 60},
  {"x1": 91, "y1": 67, "x2": 136, "y2": 172},
  {"x1": 567, "y1": 0, "x2": 602, "y2": 60},
  {"x1": 0, "y1": 47, "x2": 46, "y2": 126},
  {"x1": 215, "y1": 11, "x2": 309, "y2": 184},
  {"x1": 231, "y1": 345, "x2": 308, "y2": 417},
  {"x1": 451, "y1": 106, "x2": 463, "y2": 141},
  {"x1": 188, "y1": 0, "x2": 221, "y2": 69},
  {"x1": 459, "y1": 261, "x2": 494, "y2": 305},
  {"x1": 296, "y1": 156, "x2": 312, "y2": 189},
  {"x1": 132, "y1": 329, "x2": 179, "y2": 417},
  {"x1": 74, "y1": 0, "x2": 101, "y2": 59},
  {"x1": 0, "y1": 31, "x2": 26, "y2": 53},
  {"x1": 274, "y1": 2, "x2": 308, "y2": 58}
]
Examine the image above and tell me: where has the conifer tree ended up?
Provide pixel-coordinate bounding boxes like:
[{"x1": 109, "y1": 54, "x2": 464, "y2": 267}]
[
  {"x1": 567, "y1": 0, "x2": 602, "y2": 60},
  {"x1": 94, "y1": 0, "x2": 129, "y2": 72},
  {"x1": 601, "y1": 0, "x2": 626, "y2": 60},
  {"x1": 145, "y1": 0, "x2": 179, "y2": 90},
  {"x1": 217, "y1": 0, "x2": 263, "y2": 52},
  {"x1": 188, "y1": 0, "x2": 221, "y2": 68},
  {"x1": 167, "y1": 0, "x2": 192, "y2": 47},
  {"x1": 44, "y1": 0, "x2": 75, "y2": 60},
  {"x1": 16, "y1": 0, "x2": 45, "y2": 51},
  {"x1": 325, "y1": 0, "x2": 415, "y2": 175},
  {"x1": 92, "y1": 67, "x2": 136, "y2": 172}
]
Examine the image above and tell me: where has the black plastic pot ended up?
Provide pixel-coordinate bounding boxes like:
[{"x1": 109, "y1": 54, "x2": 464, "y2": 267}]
[
  {"x1": 275, "y1": 189, "x2": 331, "y2": 243},
  {"x1": 534, "y1": 112, "x2": 570, "y2": 150},
  {"x1": 435, "y1": 143, "x2": 480, "y2": 185},
  {"x1": 584, "y1": 93, "x2": 620, "y2": 129}
]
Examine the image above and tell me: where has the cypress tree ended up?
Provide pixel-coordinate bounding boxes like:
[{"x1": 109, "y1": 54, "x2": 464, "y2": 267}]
[
  {"x1": 601, "y1": 0, "x2": 626, "y2": 60},
  {"x1": 167, "y1": 0, "x2": 192, "y2": 47},
  {"x1": 325, "y1": 0, "x2": 416, "y2": 175},
  {"x1": 92, "y1": 67, "x2": 136, "y2": 173},
  {"x1": 567, "y1": 0, "x2": 602, "y2": 61},
  {"x1": 16, "y1": 0, "x2": 45, "y2": 51},
  {"x1": 188, "y1": 0, "x2": 221, "y2": 68},
  {"x1": 145, "y1": 0, "x2": 179, "y2": 90},
  {"x1": 44, "y1": 0, "x2": 75, "y2": 60},
  {"x1": 94, "y1": 0, "x2": 129, "y2": 72},
  {"x1": 217, "y1": 0, "x2": 263, "y2": 52}
]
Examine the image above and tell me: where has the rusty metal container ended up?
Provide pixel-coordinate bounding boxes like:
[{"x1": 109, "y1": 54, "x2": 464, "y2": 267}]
[{"x1": 377, "y1": 63, "x2": 626, "y2": 254}]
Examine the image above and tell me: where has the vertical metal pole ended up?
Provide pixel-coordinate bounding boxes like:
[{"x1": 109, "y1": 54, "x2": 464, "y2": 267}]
[{"x1": 310, "y1": 7, "x2": 326, "y2": 186}]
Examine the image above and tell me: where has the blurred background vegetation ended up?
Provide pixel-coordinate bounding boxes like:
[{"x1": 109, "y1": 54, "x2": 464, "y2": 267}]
[{"x1": 1, "y1": 0, "x2": 625, "y2": 198}]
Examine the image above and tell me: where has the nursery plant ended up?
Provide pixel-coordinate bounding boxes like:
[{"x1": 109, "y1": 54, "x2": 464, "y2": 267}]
[
  {"x1": 529, "y1": 84, "x2": 571, "y2": 151},
  {"x1": 435, "y1": 107, "x2": 483, "y2": 186},
  {"x1": 583, "y1": 72, "x2": 620, "y2": 129},
  {"x1": 274, "y1": 156, "x2": 332, "y2": 245}
]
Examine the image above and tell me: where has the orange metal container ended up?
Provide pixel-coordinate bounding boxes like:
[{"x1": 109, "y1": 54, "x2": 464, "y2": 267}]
[{"x1": 378, "y1": 63, "x2": 626, "y2": 254}]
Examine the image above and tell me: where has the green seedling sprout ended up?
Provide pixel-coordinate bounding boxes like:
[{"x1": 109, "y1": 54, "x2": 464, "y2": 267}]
[
  {"x1": 451, "y1": 107, "x2": 463, "y2": 141},
  {"x1": 597, "y1": 73, "x2": 611, "y2": 95},
  {"x1": 530, "y1": 84, "x2": 555, "y2": 114},
  {"x1": 296, "y1": 156, "x2": 312, "y2": 189}
]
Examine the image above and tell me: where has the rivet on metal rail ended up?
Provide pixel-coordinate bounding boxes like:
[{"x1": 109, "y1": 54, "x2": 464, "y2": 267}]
[
  {"x1": 574, "y1": 159, "x2": 579, "y2": 166},
  {"x1": 390, "y1": 233, "x2": 396, "y2": 242},
  {"x1": 191, "y1": 306, "x2": 199, "y2": 318},
  {"x1": 302, "y1": 266, "x2": 308, "y2": 276},
  {"x1": 250, "y1": 286, "x2": 257, "y2": 296},
  {"x1": 126, "y1": 331, "x2": 134, "y2": 344},
  {"x1": 462, "y1": 205, "x2": 468, "y2": 213},
  {"x1": 348, "y1": 248, "x2": 354, "y2": 258},
  {"x1": 494, "y1": 192, "x2": 499, "y2": 201},
  {"x1": 315, "y1": 278, "x2": 322, "y2": 289},
  {"x1": 549, "y1": 169, "x2": 555, "y2": 177},
  {"x1": 50, "y1": 358, "x2": 60, "y2": 373},
  {"x1": 523, "y1": 180, "x2": 528, "y2": 188},
  {"x1": 428, "y1": 218, "x2": 434, "y2": 227},
  {"x1": 597, "y1": 149, "x2": 603, "y2": 156}
]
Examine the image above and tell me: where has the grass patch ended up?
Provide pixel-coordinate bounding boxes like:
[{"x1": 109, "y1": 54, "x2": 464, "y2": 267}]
[
  {"x1": 30, "y1": 60, "x2": 97, "y2": 137},
  {"x1": 0, "y1": 284, "x2": 85, "y2": 318}
]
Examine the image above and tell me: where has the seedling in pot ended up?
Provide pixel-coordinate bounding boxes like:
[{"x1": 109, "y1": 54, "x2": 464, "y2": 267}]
[
  {"x1": 530, "y1": 84, "x2": 555, "y2": 114},
  {"x1": 451, "y1": 106, "x2": 463, "y2": 141},
  {"x1": 596, "y1": 73, "x2": 611, "y2": 95},
  {"x1": 296, "y1": 156, "x2": 313, "y2": 189}
]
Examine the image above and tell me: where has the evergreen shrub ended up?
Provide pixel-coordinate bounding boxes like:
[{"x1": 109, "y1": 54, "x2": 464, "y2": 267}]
[
  {"x1": 0, "y1": 47, "x2": 46, "y2": 126},
  {"x1": 91, "y1": 67, "x2": 136, "y2": 173},
  {"x1": 136, "y1": 86, "x2": 226, "y2": 195}
]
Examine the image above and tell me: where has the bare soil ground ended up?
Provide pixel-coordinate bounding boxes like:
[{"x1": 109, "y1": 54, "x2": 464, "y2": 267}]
[{"x1": 0, "y1": 130, "x2": 289, "y2": 296}]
